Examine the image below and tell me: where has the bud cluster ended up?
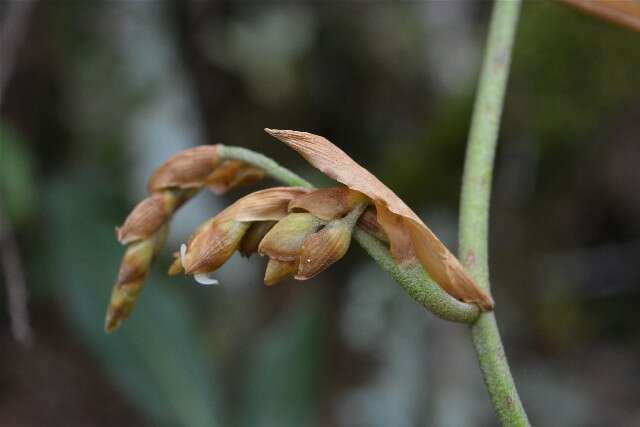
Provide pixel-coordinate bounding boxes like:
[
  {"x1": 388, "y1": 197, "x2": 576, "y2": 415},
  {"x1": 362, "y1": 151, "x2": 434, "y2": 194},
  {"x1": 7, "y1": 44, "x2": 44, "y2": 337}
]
[
  {"x1": 106, "y1": 146, "x2": 264, "y2": 332},
  {"x1": 172, "y1": 186, "x2": 371, "y2": 287}
]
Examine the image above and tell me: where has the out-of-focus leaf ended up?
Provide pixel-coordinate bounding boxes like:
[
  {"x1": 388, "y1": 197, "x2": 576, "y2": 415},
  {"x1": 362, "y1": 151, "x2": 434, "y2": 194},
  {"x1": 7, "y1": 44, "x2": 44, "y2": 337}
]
[
  {"x1": 0, "y1": 122, "x2": 36, "y2": 223},
  {"x1": 44, "y1": 175, "x2": 222, "y2": 427},
  {"x1": 242, "y1": 298, "x2": 325, "y2": 427}
]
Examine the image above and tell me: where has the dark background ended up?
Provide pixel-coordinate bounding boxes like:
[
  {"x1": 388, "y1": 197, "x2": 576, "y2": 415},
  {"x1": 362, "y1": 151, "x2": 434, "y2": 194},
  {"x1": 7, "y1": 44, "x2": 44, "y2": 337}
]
[{"x1": 1, "y1": 1, "x2": 639, "y2": 426}]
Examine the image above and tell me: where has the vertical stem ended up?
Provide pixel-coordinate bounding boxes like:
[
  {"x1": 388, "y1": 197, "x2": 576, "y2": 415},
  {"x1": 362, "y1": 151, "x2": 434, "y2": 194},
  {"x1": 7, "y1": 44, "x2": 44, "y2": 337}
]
[{"x1": 459, "y1": 1, "x2": 529, "y2": 426}]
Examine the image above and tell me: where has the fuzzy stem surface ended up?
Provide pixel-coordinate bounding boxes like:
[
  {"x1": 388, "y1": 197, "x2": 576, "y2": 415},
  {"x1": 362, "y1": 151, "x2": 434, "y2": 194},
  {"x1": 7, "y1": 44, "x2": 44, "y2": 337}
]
[
  {"x1": 458, "y1": 1, "x2": 530, "y2": 425},
  {"x1": 219, "y1": 145, "x2": 480, "y2": 324}
]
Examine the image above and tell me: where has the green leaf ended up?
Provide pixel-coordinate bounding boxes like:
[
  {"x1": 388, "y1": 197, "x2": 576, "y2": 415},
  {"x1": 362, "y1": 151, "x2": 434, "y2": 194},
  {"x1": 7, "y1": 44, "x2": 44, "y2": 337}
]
[
  {"x1": 242, "y1": 298, "x2": 325, "y2": 427},
  {"x1": 44, "y1": 175, "x2": 222, "y2": 427},
  {"x1": 0, "y1": 122, "x2": 36, "y2": 223}
]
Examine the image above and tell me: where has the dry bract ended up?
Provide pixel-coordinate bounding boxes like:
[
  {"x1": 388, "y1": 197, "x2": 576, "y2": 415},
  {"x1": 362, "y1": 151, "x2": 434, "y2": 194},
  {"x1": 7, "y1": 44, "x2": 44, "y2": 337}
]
[
  {"x1": 106, "y1": 145, "x2": 271, "y2": 332},
  {"x1": 288, "y1": 186, "x2": 368, "y2": 220},
  {"x1": 206, "y1": 160, "x2": 265, "y2": 194},
  {"x1": 147, "y1": 145, "x2": 221, "y2": 192},
  {"x1": 173, "y1": 187, "x2": 312, "y2": 280},
  {"x1": 265, "y1": 128, "x2": 494, "y2": 310}
]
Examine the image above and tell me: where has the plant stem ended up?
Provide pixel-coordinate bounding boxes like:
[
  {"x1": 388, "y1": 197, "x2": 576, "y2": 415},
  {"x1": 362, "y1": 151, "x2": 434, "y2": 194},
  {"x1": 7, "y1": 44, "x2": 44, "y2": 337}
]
[
  {"x1": 459, "y1": 1, "x2": 529, "y2": 426},
  {"x1": 219, "y1": 145, "x2": 480, "y2": 324}
]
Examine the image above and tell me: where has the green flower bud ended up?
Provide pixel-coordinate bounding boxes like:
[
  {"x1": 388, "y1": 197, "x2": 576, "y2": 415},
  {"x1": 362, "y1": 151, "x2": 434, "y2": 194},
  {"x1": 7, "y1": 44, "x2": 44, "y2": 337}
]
[
  {"x1": 258, "y1": 213, "x2": 324, "y2": 262},
  {"x1": 264, "y1": 259, "x2": 297, "y2": 286}
]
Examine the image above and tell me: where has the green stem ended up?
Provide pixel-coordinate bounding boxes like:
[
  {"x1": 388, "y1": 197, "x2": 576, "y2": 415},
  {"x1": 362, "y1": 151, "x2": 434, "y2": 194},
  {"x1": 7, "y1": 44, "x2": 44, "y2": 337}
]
[
  {"x1": 219, "y1": 145, "x2": 480, "y2": 324},
  {"x1": 459, "y1": 1, "x2": 529, "y2": 426},
  {"x1": 219, "y1": 146, "x2": 313, "y2": 188}
]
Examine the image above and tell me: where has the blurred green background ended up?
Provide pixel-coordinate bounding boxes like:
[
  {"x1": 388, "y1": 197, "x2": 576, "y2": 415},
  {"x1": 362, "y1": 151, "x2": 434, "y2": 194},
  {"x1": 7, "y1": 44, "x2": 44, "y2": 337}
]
[{"x1": 1, "y1": 1, "x2": 639, "y2": 426}]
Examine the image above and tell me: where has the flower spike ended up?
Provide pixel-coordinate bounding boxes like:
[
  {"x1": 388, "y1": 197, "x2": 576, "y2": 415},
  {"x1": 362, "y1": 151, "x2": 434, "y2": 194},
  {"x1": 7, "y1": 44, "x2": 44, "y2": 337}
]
[
  {"x1": 174, "y1": 187, "x2": 312, "y2": 283},
  {"x1": 265, "y1": 128, "x2": 494, "y2": 311},
  {"x1": 106, "y1": 145, "x2": 271, "y2": 332}
]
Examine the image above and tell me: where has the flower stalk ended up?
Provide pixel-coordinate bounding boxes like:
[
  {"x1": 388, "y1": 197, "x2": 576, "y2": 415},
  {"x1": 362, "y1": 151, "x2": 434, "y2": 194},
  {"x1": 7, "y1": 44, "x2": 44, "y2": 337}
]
[
  {"x1": 219, "y1": 145, "x2": 482, "y2": 323},
  {"x1": 459, "y1": 0, "x2": 530, "y2": 425}
]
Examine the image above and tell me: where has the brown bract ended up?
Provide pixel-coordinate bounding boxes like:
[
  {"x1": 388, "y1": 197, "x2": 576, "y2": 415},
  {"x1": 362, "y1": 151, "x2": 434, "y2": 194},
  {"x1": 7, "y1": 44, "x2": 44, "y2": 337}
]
[
  {"x1": 116, "y1": 192, "x2": 174, "y2": 244},
  {"x1": 179, "y1": 187, "x2": 311, "y2": 274},
  {"x1": 148, "y1": 145, "x2": 221, "y2": 192},
  {"x1": 296, "y1": 219, "x2": 353, "y2": 280},
  {"x1": 289, "y1": 187, "x2": 368, "y2": 220},
  {"x1": 265, "y1": 128, "x2": 494, "y2": 311},
  {"x1": 560, "y1": 0, "x2": 640, "y2": 32},
  {"x1": 207, "y1": 160, "x2": 265, "y2": 194}
]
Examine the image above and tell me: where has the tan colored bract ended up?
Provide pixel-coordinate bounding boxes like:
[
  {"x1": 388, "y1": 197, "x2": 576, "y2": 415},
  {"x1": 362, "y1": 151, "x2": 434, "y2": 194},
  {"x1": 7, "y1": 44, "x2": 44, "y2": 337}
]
[{"x1": 265, "y1": 128, "x2": 494, "y2": 310}]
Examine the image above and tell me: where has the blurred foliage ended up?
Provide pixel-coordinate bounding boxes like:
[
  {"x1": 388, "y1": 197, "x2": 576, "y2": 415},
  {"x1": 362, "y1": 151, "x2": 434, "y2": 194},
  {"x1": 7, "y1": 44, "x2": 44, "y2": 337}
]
[
  {"x1": 0, "y1": 121, "x2": 36, "y2": 223},
  {"x1": 242, "y1": 299, "x2": 325, "y2": 427},
  {"x1": 510, "y1": 1, "x2": 640, "y2": 147},
  {"x1": 1, "y1": 0, "x2": 639, "y2": 426},
  {"x1": 43, "y1": 174, "x2": 221, "y2": 427}
]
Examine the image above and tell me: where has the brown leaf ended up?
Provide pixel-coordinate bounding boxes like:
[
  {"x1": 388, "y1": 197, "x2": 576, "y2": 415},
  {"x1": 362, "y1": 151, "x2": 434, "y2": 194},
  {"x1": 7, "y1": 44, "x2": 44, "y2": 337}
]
[
  {"x1": 265, "y1": 128, "x2": 494, "y2": 310},
  {"x1": 560, "y1": 0, "x2": 640, "y2": 32}
]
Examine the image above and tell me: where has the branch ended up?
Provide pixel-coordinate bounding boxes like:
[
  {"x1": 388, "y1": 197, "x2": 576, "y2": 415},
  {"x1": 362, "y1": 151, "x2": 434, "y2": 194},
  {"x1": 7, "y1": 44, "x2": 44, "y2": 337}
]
[
  {"x1": 459, "y1": 1, "x2": 529, "y2": 425},
  {"x1": 219, "y1": 145, "x2": 480, "y2": 324}
]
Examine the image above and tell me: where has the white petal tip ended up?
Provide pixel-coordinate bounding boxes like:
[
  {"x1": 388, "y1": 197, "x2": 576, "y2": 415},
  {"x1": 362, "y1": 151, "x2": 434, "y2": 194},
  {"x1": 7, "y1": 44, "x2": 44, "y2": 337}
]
[
  {"x1": 180, "y1": 243, "x2": 188, "y2": 265},
  {"x1": 194, "y1": 272, "x2": 220, "y2": 286}
]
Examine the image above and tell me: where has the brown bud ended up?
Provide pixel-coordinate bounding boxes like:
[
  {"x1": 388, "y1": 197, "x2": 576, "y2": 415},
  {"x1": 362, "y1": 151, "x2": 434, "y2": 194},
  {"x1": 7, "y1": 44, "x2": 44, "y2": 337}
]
[
  {"x1": 258, "y1": 213, "x2": 324, "y2": 262},
  {"x1": 116, "y1": 192, "x2": 179, "y2": 244},
  {"x1": 105, "y1": 231, "x2": 160, "y2": 333},
  {"x1": 357, "y1": 206, "x2": 388, "y2": 242},
  {"x1": 168, "y1": 252, "x2": 183, "y2": 275},
  {"x1": 296, "y1": 218, "x2": 354, "y2": 280},
  {"x1": 264, "y1": 259, "x2": 297, "y2": 286},
  {"x1": 181, "y1": 218, "x2": 251, "y2": 275},
  {"x1": 148, "y1": 145, "x2": 220, "y2": 192},
  {"x1": 206, "y1": 160, "x2": 266, "y2": 195},
  {"x1": 288, "y1": 187, "x2": 369, "y2": 220},
  {"x1": 239, "y1": 221, "x2": 276, "y2": 257}
]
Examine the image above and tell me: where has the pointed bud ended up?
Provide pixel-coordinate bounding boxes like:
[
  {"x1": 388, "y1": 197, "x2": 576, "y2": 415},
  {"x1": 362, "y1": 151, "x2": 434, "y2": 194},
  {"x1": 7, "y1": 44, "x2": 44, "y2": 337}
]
[
  {"x1": 116, "y1": 192, "x2": 174, "y2": 244},
  {"x1": 168, "y1": 252, "x2": 183, "y2": 275},
  {"x1": 207, "y1": 160, "x2": 265, "y2": 195},
  {"x1": 288, "y1": 187, "x2": 369, "y2": 220},
  {"x1": 239, "y1": 221, "x2": 276, "y2": 257},
  {"x1": 258, "y1": 213, "x2": 324, "y2": 262},
  {"x1": 181, "y1": 218, "x2": 251, "y2": 274},
  {"x1": 296, "y1": 219, "x2": 354, "y2": 280},
  {"x1": 264, "y1": 259, "x2": 297, "y2": 286},
  {"x1": 148, "y1": 146, "x2": 221, "y2": 192},
  {"x1": 105, "y1": 232, "x2": 159, "y2": 333}
]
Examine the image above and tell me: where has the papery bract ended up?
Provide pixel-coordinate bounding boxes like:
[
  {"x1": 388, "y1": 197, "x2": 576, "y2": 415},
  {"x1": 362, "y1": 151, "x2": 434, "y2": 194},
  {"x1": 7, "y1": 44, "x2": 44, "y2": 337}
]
[{"x1": 265, "y1": 128, "x2": 494, "y2": 310}]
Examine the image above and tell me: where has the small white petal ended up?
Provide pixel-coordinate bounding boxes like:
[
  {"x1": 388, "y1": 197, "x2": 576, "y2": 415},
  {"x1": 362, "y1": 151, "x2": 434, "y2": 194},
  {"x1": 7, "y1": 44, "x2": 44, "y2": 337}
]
[
  {"x1": 194, "y1": 272, "x2": 219, "y2": 286},
  {"x1": 180, "y1": 243, "x2": 188, "y2": 266}
]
